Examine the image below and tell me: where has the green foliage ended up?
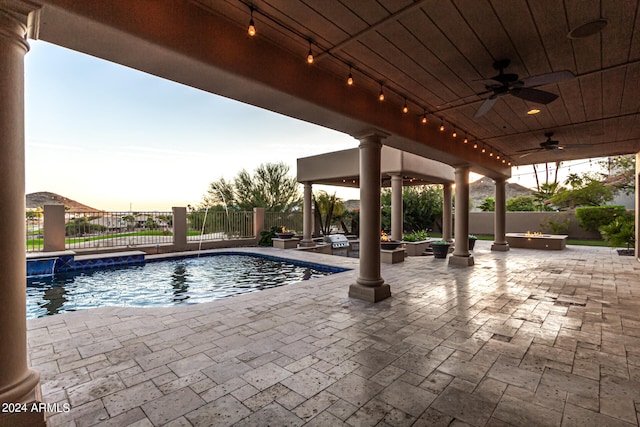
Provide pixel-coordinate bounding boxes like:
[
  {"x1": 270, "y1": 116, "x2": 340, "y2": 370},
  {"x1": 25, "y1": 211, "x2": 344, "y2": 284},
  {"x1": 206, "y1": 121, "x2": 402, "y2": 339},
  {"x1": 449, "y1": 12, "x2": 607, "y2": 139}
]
[
  {"x1": 258, "y1": 226, "x2": 282, "y2": 246},
  {"x1": 381, "y1": 185, "x2": 443, "y2": 233},
  {"x1": 65, "y1": 217, "x2": 106, "y2": 237},
  {"x1": 540, "y1": 214, "x2": 571, "y2": 234},
  {"x1": 575, "y1": 206, "x2": 626, "y2": 232},
  {"x1": 202, "y1": 162, "x2": 302, "y2": 212},
  {"x1": 402, "y1": 230, "x2": 429, "y2": 242},
  {"x1": 551, "y1": 174, "x2": 613, "y2": 208},
  {"x1": 599, "y1": 155, "x2": 636, "y2": 195},
  {"x1": 599, "y1": 214, "x2": 635, "y2": 249},
  {"x1": 431, "y1": 240, "x2": 449, "y2": 245},
  {"x1": 313, "y1": 191, "x2": 344, "y2": 235},
  {"x1": 532, "y1": 182, "x2": 559, "y2": 211},
  {"x1": 506, "y1": 195, "x2": 536, "y2": 211},
  {"x1": 479, "y1": 197, "x2": 495, "y2": 212}
]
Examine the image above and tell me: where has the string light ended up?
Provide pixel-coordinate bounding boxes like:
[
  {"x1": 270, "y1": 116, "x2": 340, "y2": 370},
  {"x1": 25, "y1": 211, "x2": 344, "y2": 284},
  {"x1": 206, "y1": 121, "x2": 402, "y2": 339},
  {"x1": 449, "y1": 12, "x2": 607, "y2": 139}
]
[
  {"x1": 473, "y1": 142, "x2": 478, "y2": 149},
  {"x1": 402, "y1": 98, "x2": 408, "y2": 114},
  {"x1": 464, "y1": 134, "x2": 468, "y2": 144},
  {"x1": 247, "y1": 6, "x2": 256, "y2": 37},
  {"x1": 307, "y1": 41, "x2": 314, "y2": 64},
  {"x1": 452, "y1": 127, "x2": 457, "y2": 138},
  {"x1": 347, "y1": 66, "x2": 353, "y2": 86},
  {"x1": 439, "y1": 121, "x2": 445, "y2": 132},
  {"x1": 421, "y1": 110, "x2": 427, "y2": 124},
  {"x1": 378, "y1": 84, "x2": 385, "y2": 101}
]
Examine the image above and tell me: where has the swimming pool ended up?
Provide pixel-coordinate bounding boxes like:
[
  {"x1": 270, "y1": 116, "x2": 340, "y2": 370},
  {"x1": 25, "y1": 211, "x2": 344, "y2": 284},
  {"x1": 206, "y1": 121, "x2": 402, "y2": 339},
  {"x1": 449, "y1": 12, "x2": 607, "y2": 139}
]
[{"x1": 26, "y1": 253, "x2": 346, "y2": 318}]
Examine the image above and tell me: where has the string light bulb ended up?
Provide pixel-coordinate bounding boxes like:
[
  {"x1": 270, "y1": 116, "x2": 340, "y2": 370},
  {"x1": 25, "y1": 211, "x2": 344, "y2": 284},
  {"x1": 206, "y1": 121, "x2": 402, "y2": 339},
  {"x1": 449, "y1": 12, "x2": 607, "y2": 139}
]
[
  {"x1": 347, "y1": 66, "x2": 353, "y2": 86},
  {"x1": 247, "y1": 6, "x2": 256, "y2": 37},
  {"x1": 378, "y1": 84, "x2": 385, "y2": 101},
  {"x1": 473, "y1": 142, "x2": 478, "y2": 149},
  {"x1": 452, "y1": 127, "x2": 457, "y2": 138},
  {"x1": 421, "y1": 110, "x2": 427, "y2": 124},
  {"x1": 439, "y1": 121, "x2": 445, "y2": 132},
  {"x1": 402, "y1": 98, "x2": 408, "y2": 114},
  {"x1": 306, "y1": 41, "x2": 314, "y2": 64},
  {"x1": 464, "y1": 136, "x2": 468, "y2": 144},
  {"x1": 481, "y1": 146, "x2": 486, "y2": 153}
]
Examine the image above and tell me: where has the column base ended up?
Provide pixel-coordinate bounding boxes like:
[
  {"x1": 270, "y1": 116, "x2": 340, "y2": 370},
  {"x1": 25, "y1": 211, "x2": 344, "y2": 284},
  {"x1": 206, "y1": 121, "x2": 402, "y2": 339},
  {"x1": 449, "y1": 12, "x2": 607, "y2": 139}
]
[
  {"x1": 491, "y1": 242, "x2": 510, "y2": 252},
  {"x1": 0, "y1": 369, "x2": 44, "y2": 426},
  {"x1": 349, "y1": 283, "x2": 391, "y2": 302},
  {"x1": 448, "y1": 255, "x2": 475, "y2": 266},
  {"x1": 298, "y1": 239, "x2": 316, "y2": 248}
]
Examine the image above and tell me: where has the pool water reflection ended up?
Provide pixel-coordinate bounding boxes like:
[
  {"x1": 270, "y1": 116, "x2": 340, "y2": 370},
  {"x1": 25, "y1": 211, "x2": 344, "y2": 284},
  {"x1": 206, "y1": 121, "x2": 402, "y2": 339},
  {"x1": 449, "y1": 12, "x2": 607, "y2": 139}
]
[{"x1": 27, "y1": 254, "x2": 339, "y2": 318}]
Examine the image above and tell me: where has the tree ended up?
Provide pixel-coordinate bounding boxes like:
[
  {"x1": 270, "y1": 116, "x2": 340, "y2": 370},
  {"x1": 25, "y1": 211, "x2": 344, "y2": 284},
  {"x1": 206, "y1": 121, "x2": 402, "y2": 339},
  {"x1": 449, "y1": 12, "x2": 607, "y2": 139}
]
[
  {"x1": 600, "y1": 155, "x2": 636, "y2": 195},
  {"x1": 201, "y1": 162, "x2": 302, "y2": 212},
  {"x1": 479, "y1": 197, "x2": 495, "y2": 212},
  {"x1": 313, "y1": 191, "x2": 344, "y2": 235},
  {"x1": 506, "y1": 195, "x2": 535, "y2": 211},
  {"x1": 550, "y1": 173, "x2": 613, "y2": 208},
  {"x1": 381, "y1": 185, "x2": 443, "y2": 233}
]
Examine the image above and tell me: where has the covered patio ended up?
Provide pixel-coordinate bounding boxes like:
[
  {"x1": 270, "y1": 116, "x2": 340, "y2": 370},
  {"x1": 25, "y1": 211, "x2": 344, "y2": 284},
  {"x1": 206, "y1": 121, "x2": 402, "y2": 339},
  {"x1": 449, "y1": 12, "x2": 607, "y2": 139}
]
[
  {"x1": 28, "y1": 243, "x2": 640, "y2": 426},
  {"x1": 1, "y1": 0, "x2": 639, "y2": 424}
]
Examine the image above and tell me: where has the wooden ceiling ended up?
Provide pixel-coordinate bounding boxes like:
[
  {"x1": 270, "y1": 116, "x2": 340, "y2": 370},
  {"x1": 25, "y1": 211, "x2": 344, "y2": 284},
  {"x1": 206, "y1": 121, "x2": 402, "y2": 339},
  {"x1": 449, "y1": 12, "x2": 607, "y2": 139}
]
[{"x1": 196, "y1": 0, "x2": 640, "y2": 166}]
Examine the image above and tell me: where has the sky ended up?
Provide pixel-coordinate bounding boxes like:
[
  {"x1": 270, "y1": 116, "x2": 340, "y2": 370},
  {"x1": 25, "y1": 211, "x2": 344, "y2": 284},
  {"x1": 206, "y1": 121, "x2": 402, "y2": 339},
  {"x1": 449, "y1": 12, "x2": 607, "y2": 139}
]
[{"x1": 25, "y1": 40, "x2": 603, "y2": 211}]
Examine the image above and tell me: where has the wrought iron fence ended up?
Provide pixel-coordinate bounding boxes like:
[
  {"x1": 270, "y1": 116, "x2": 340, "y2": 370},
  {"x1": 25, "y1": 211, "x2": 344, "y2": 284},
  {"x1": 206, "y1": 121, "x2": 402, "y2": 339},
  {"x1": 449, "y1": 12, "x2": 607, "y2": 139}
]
[
  {"x1": 26, "y1": 210, "x2": 45, "y2": 252},
  {"x1": 264, "y1": 211, "x2": 303, "y2": 233},
  {"x1": 63, "y1": 211, "x2": 174, "y2": 250},
  {"x1": 187, "y1": 210, "x2": 254, "y2": 241}
]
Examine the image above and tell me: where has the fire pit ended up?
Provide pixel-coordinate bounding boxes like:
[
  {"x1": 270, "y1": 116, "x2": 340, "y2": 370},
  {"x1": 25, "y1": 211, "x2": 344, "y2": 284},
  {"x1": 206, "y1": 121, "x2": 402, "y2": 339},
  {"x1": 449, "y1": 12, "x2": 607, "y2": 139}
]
[
  {"x1": 380, "y1": 231, "x2": 402, "y2": 250},
  {"x1": 506, "y1": 232, "x2": 568, "y2": 250}
]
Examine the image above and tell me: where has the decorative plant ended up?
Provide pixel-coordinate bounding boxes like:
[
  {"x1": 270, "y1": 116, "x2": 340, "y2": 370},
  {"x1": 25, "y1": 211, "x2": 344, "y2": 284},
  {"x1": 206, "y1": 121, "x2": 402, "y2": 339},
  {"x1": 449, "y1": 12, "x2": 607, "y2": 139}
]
[
  {"x1": 431, "y1": 240, "x2": 449, "y2": 245},
  {"x1": 402, "y1": 230, "x2": 429, "y2": 242},
  {"x1": 468, "y1": 234, "x2": 477, "y2": 239},
  {"x1": 599, "y1": 214, "x2": 635, "y2": 250},
  {"x1": 258, "y1": 226, "x2": 281, "y2": 246}
]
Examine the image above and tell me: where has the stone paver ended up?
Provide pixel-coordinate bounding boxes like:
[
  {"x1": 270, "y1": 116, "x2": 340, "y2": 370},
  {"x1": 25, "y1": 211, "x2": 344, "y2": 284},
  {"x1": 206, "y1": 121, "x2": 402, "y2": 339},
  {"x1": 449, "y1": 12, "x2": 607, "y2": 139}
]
[{"x1": 26, "y1": 244, "x2": 640, "y2": 425}]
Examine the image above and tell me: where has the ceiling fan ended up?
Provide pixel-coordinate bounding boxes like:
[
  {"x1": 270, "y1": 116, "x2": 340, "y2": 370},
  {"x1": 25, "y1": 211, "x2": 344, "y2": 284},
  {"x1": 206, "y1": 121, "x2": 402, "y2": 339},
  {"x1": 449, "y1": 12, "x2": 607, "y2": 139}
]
[
  {"x1": 474, "y1": 59, "x2": 575, "y2": 118},
  {"x1": 516, "y1": 132, "x2": 590, "y2": 158}
]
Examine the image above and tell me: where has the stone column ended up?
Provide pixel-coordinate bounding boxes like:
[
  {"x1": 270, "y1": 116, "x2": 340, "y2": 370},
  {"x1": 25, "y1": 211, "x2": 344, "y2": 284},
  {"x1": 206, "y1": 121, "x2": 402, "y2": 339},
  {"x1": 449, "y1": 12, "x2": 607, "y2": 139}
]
[
  {"x1": 300, "y1": 182, "x2": 315, "y2": 247},
  {"x1": 172, "y1": 207, "x2": 187, "y2": 250},
  {"x1": 349, "y1": 130, "x2": 391, "y2": 302},
  {"x1": 442, "y1": 182, "x2": 453, "y2": 243},
  {"x1": 0, "y1": 2, "x2": 42, "y2": 411},
  {"x1": 491, "y1": 177, "x2": 510, "y2": 251},
  {"x1": 43, "y1": 204, "x2": 66, "y2": 252},
  {"x1": 390, "y1": 174, "x2": 403, "y2": 241},
  {"x1": 253, "y1": 207, "x2": 265, "y2": 240},
  {"x1": 449, "y1": 166, "x2": 474, "y2": 266}
]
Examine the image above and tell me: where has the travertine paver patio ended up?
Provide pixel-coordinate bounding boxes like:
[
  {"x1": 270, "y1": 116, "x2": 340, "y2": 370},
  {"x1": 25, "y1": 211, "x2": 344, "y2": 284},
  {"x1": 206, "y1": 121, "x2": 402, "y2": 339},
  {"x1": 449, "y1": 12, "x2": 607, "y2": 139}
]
[{"x1": 27, "y1": 242, "x2": 640, "y2": 426}]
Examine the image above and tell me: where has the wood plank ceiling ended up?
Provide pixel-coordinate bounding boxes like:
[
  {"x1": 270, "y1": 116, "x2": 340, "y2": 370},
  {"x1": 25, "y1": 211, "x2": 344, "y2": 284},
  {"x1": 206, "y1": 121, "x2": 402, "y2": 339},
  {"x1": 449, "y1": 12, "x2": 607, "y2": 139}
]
[{"x1": 195, "y1": 0, "x2": 640, "y2": 166}]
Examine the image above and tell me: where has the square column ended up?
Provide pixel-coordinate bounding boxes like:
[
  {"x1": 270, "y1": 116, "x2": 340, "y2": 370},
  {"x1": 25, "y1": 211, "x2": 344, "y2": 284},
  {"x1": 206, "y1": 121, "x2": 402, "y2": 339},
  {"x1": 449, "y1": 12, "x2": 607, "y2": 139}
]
[
  {"x1": 636, "y1": 152, "x2": 639, "y2": 259},
  {"x1": 349, "y1": 130, "x2": 391, "y2": 302},
  {"x1": 390, "y1": 174, "x2": 403, "y2": 241},
  {"x1": 491, "y1": 177, "x2": 510, "y2": 251},
  {"x1": 449, "y1": 166, "x2": 474, "y2": 266},
  {"x1": 299, "y1": 182, "x2": 315, "y2": 247},
  {"x1": 0, "y1": 3, "x2": 42, "y2": 414}
]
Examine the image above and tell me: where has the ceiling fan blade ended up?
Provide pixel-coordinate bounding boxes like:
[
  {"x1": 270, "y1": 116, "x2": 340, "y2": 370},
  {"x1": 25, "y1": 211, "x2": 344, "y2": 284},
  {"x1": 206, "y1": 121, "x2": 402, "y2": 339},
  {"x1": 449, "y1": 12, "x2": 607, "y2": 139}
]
[
  {"x1": 474, "y1": 96, "x2": 498, "y2": 118},
  {"x1": 510, "y1": 87, "x2": 558, "y2": 104},
  {"x1": 521, "y1": 70, "x2": 575, "y2": 87},
  {"x1": 518, "y1": 151, "x2": 537, "y2": 159},
  {"x1": 515, "y1": 147, "x2": 543, "y2": 154}
]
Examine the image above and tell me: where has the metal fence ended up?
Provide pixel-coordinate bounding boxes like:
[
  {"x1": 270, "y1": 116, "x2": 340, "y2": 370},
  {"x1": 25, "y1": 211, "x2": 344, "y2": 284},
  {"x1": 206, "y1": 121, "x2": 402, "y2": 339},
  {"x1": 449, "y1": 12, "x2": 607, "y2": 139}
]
[
  {"x1": 63, "y1": 211, "x2": 174, "y2": 250},
  {"x1": 187, "y1": 210, "x2": 254, "y2": 241},
  {"x1": 264, "y1": 211, "x2": 304, "y2": 233},
  {"x1": 26, "y1": 211, "x2": 45, "y2": 252}
]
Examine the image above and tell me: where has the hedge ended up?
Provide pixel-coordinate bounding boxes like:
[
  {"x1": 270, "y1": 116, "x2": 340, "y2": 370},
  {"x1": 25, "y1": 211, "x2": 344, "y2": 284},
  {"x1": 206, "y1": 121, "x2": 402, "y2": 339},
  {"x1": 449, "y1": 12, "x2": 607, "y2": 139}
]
[{"x1": 575, "y1": 206, "x2": 626, "y2": 232}]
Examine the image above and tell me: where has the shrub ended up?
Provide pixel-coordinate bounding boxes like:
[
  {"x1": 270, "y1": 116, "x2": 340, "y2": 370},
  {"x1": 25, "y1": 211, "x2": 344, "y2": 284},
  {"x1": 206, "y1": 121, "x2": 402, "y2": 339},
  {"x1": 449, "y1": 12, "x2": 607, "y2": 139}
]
[
  {"x1": 402, "y1": 230, "x2": 429, "y2": 242},
  {"x1": 575, "y1": 206, "x2": 625, "y2": 232},
  {"x1": 506, "y1": 195, "x2": 536, "y2": 212},
  {"x1": 540, "y1": 213, "x2": 570, "y2": 234},
  {"x1": 258, "y1": 226, "x2": 281, "y2": 246},
  {"x1": 479, "y1": 197, "x2": 495, "y2": 212},
  {"x1": 599, "y1": 214, "x2": 635, "y2": 249}
]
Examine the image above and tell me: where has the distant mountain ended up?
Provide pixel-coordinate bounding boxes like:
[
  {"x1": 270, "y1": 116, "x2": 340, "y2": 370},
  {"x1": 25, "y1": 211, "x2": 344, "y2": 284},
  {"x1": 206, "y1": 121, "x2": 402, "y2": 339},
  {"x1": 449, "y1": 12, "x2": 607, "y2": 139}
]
[
  {"x1": 26, "y1": 192, "x2": 102, "y2": 212},
  {"x1": 470, "y1": 177, "x2": 533, "y2": 211}
]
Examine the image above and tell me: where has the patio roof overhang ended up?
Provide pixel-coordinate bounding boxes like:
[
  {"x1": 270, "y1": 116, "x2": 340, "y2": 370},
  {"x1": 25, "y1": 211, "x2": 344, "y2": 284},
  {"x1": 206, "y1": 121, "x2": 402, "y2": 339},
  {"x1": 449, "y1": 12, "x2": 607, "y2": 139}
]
[{"x1": 297, "y1": 146, "x2": 454, "y2": 188}]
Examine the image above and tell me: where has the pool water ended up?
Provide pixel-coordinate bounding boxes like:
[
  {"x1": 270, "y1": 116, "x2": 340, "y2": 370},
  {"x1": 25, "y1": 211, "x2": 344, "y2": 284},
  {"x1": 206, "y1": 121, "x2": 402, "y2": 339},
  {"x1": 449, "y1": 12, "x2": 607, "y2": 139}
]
[{"x1": 26, "y1": 254, "x2": 340, "y2": 318}]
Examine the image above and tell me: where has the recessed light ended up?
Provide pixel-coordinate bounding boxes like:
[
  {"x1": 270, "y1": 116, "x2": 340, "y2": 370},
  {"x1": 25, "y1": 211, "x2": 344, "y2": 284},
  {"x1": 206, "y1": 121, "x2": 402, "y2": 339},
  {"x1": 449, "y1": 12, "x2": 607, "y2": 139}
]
[
  {"x1": 527, "y1": 108, "x2": 541, "y2": 115},
  {"x1": 568, "y1": 19, "x2": 608, "y2": 39}
]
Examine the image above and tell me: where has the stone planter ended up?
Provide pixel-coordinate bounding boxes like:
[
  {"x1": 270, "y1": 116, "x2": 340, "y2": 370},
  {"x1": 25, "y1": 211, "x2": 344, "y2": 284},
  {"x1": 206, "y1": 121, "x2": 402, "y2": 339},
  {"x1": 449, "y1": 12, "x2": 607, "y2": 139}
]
[
  {"x1": 432, "y1": 243, "x2": 450, "y2": 259},
  {"x1": 403, "y1": 240, "x2": 431, "y2": 256}
]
